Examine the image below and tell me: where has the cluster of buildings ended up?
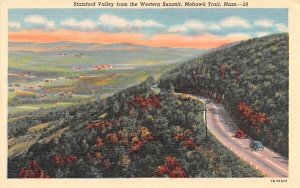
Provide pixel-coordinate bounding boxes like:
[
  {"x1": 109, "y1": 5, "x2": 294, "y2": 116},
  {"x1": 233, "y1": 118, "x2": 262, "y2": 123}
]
[
  {"x1": 91, "y1": 64, "x2": 112, "y2": 70},
  {"x1": 72, "y1": 64, "x2": 113, "y2": 71}
]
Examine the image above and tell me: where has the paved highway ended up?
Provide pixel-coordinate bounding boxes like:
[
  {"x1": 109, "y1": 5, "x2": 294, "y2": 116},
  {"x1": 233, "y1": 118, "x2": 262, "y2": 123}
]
[
  {"x1": 173, "y1": 93, "x2": 288, "y2": 177},
  {"x1": 206, "y1": 101, "x2": 288, "y2": 177}
]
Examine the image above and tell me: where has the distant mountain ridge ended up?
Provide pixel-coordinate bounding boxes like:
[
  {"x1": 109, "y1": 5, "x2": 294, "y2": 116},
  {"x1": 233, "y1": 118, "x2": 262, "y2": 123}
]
[{"x1": 8, "y1": 41, "x2": 206, "y2": 53}]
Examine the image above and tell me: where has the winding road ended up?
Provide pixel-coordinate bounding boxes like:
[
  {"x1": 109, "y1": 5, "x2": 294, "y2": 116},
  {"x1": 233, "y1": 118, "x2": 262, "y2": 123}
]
[{"x1": 174, "y1": 93, "x2": 289, "y2": 177}]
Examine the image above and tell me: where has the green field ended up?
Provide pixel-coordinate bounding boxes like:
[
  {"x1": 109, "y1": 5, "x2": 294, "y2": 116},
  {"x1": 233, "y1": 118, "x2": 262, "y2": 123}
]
[
  {"x1": 8, "y1": 43, "x2": 202, "y2": 115},
  {"x1": 8, "y1": 102, "x2": 74, "y2": 114}
]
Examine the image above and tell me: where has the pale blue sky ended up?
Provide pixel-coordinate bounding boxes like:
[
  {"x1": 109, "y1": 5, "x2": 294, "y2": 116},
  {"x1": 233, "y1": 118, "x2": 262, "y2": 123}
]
[{"x1": 9, "y1": 9, "x2": 288, "y2": 38}]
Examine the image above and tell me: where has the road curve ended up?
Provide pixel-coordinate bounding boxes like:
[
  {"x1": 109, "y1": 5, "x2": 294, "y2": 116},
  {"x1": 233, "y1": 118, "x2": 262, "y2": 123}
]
[{"x1": 173, "y1": 93, "x2": 288, "y2": 177}]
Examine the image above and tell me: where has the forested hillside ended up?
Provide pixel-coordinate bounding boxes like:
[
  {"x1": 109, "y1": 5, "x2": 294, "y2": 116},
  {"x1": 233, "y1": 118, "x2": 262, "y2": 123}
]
[
  {"x1": 8, "y1": 77, "x2": 261, "y2": 178},
  {"x1": 160, "y1": 33, "x2": 289, "y2": 157}
]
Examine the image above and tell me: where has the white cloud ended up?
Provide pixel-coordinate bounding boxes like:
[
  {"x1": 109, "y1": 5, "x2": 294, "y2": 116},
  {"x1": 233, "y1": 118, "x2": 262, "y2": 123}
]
[
  {"x1": 168, "y1": 20, "x2": 221, "y2": 33},
  {"x1": 254, "y1": 19, "x2": 287, "y2": 33},
  {"x1": 61, "y1": 18, "x2": 96, "y2": 30},
  {"x1": 98, "y1": 14, "x2": 163, "y2": 30},
  {"x1": 8, "y1": 22, "x2": 21, "y2": 29},
  {"x1": 24, "y1": 15, "x2": 55, "y2": 29},
  {"x1": 168, "y1": 16, "x2": 251, "y2": 34},
  {"x1": 168, "y1": 20, "x2": 205, "y2": 32},
  {"x1": 275, "y1": 23, "x2": 288, "y2": 32},
  {"x1": 209, "y1": 23, "x2": 221, "y2": 30},
  {"x1": 256, "y1": 32, "x2": 271, "y2": 37},
  {"x1": 220, "y1": 16, "x2": 251, "y2": 28},
  {"x1": 254, "y1": 19, "x2": 274, "y2": 28}
]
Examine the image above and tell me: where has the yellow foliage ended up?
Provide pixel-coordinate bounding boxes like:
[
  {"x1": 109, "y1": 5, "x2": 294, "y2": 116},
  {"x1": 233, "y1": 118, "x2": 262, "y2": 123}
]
[
  {"x1": 27, "y1": 123, "x2": 49, "y2": 133},
  {"x1": 16, "y1": 90, "x2": 37, "y2": 97},
  {"x1": 118, "y1": 155, "x2": 131, "y2": 167}
]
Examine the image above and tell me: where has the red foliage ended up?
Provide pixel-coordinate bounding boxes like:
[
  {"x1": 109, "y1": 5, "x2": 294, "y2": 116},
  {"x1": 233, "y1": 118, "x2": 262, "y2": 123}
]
[
  {"x1": 184, "y1": 139, "x2": 196, "y2": 149},
  {"x1": 238, "y1": 103, "x2": 268, "y2": 126},
  {"x1": 130, "y1": 140, "x2": 143, "y2": 153},
  {"x1": 155, "y1": 156, "x2": 186, "y2": 178},
  {"x1": 65, "y1": 155, "x2": 78, "y2": 163},
  {"x1": 173, "y1": 132, "x2": 196, "y2": 149},
  {"x1": 166, "y1": 156, "x2": 179, "y2": 169},
  {"x1": 155, "y1": 165, "x2": 168, "y2": 176},
  {"x1": 19, "y1": 160, "x2": 49, "y2": 178},
  {"x1": 144, "y1": 134, "x2": 154, "y2": 141},
  {"x1": 168, "y1": 166, "x2": 187, "y2": 178},
  {"x1": 133, "y1": 95, "x2": 161, "y2": 109},
  {"x1": 53, "y1": 155, "x2": 65, "y2": 167},
  {"x1": 95, "y1": 137, "x2": 105, "y2": 147},
  {"x1": 126, "y1": 127, "x2": 154, "y2": 153},
  {"x1": 83, "y1": 121, "x2": 113, "y2": 131},
  {"x1": 53, "y1": 155, "x2": 78, "y2": 167},
  {"x1": 234, "y1": 129, "x2": 247, "y2": 138},
  {"x1": 173, "y1": 133, "x2": 188, "y2": 141}
]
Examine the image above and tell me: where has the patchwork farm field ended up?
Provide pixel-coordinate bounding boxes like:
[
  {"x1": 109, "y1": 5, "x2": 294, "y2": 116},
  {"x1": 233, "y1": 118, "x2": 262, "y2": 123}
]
[
  {"x1": 8, "y1": 42, "x2": 202, "y2": 116},
  {"x1": 8, "y1": 102, "x2": 74, "y2": 114}
]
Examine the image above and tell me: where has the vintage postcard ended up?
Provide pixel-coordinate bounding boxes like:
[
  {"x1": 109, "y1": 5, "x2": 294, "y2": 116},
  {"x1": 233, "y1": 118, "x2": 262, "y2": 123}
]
[{"x1": 0, "y1": 0, "x2": 299, "y2": 187}]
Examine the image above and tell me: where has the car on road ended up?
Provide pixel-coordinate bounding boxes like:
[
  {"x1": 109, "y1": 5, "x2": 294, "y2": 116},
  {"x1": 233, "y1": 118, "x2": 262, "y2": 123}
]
[
  {"x1": 234, "y1": 129, "x2": 247, "y2": 139},
  {"x1": 249, "y1": 141, "x2": 264, "y2": 151}
]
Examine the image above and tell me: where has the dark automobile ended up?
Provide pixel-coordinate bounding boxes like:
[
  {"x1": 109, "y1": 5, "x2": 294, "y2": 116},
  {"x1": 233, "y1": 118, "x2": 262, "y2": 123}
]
[{"x1": 249, "y1": 141, "x2": 264, "y2": 151}]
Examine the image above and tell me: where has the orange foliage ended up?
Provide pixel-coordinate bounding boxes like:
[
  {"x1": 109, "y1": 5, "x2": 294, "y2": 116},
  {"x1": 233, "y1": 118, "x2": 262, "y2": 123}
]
[
  {"x1": 130, "y1": 140, "x2": 143, "y2": 153},
  {"x1": 83, "y1": 121, "x2": 113, "y2": 131},
  {"x1": 238, "y1": 103, "x2": 267, "y2": 126},
  {"x1": 173, "y1": 131, "x2": 196, "y2": 149},
  {"x1": 106, "y1": 133, "x2": 118, "y2": 144},
  {"x1": 155, "y1": 156, "x2": 186, "y2": 178},
  {"x1": 132, "y1": 95, "x2": 161, "y2": 109}
]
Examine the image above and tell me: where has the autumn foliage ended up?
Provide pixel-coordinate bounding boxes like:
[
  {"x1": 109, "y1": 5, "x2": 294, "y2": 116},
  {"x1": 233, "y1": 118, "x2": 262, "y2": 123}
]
[
  {"x1": 234, "y1": 129, "x2": 247, "y2": 138},
  {"x1": 173, "y1": 130, "x2": 196, "y2": 149},
  {"x1": 132, "y1": 95, "x2": 161, "y2": 109},
  {"x1": 19, "y1": 160, "x2": 49, "y2": 178},
  {"x1": 129, "y1": 127, "x2": 154, "y2": 153},
  {"x1": 238, "y1": 103, "x2": 267, "y2": 126},
  {"x1": 155, "y1": 156, "x2": 186, "y2": 178},
  {"x1": 83, "y1": 121, "x2": 113, "y2": 131},
  {"x1": 53, "y1": 155, "x2": 78, "y2": 167},
  {"x1": 10, "y1": 75, "x2": 263, "y2": 178}
]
